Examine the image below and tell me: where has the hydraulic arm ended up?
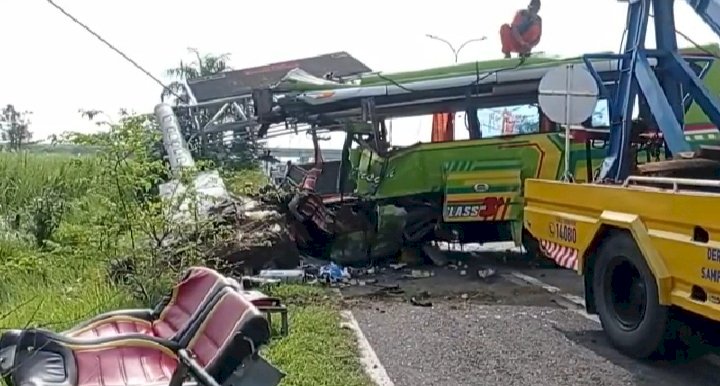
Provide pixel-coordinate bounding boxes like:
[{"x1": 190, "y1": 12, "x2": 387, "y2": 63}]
[{"x1": 587, "y1": 0, "x2": 720, "y2": 181}]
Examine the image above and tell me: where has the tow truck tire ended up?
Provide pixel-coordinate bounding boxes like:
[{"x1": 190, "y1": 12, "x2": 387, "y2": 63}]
[{"x1": 592, "y1": 232, "x2": 670, "y2": 359}]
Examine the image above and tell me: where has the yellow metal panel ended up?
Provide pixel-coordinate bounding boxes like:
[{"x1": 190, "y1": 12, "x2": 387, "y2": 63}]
[
  {"x1": 523, "y1": 205, "x2": 598, "y2": 265},
  {"x1": 523, "y1": 178, "x2": 720, "y2": 321}
]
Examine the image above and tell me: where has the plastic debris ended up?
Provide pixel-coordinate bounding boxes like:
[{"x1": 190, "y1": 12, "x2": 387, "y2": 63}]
[
  {"x1": 257, "y1": 269, "x2": 305, "y2": 283},
  {"x1": 403, "y1": 270, "x2": 434, "y2": 279},
  {"x1": 477, "y1": 267, "x2": 497, "y2": 279},
  {"x1": 319, "y1": 262, "x2": 350, "y2": 283},
  {"x1": 410, "y1": 290, "x2": 432, "y2": 307}
]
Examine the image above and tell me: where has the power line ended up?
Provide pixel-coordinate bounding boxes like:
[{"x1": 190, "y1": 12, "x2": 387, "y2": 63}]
[{"x1": 44, "y1": 0, "x2": 181, "y2": 99}]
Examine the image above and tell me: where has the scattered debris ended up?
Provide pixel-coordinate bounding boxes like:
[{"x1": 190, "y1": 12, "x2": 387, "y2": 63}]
[
  {"x1": 376, "y1": 284, "x2": 403, "y2": 295},
  {"x1": 360, "y1": 278, "x2": 378, "y2": 285},
  {"x1": 477, "y1": 268, "x2": 497, "y2": 279},
  {"x1": 403, "y1": 270, "x2": 434, "y2": 279},
  {"x1": 258, "y1": 269, "x2": 306, "y2": 283},
  {"x1": 422, "y1": 244, "x2": 449, "y2": 266},
  {"x1": 319, "y1": 262, "x2": 351, "y2": 283},
  {"x1": 389, "y1": 263, "x2": 407, "y2": 270},
  {"x1": 410, "y1": 291, "x2": 433, "y2": 307},
  {"x1": 242, "y1": 276, "x2": 282, "y2": 287},
  {"x1": 154, "y1": 104, "x2": 300, "y2": 274}
]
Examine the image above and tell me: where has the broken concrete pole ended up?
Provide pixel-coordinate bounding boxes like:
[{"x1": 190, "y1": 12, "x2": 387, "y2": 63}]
[
  {"x1": 155, "y1": 103, "x2": 195, "y2": 173},
  {"x1": 154, "y1": 103, "x2": 229, "y2": 222},
  {"x1": 152, "y1": 103, "x2": 299, "y2": 272}
]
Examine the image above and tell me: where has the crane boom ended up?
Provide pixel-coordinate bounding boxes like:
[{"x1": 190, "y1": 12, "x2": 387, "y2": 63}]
[{"x1": 589, "y1": 0, "x2": 720, "y2": 181}]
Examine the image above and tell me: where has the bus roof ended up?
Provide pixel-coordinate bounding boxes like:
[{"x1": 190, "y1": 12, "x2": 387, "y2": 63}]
[
  {"x1": 256, "y1": 44, "x2": 719, "y2": 124},
  {"x1": 275, "y1": 44, "x2": 719, "y2": 93}
]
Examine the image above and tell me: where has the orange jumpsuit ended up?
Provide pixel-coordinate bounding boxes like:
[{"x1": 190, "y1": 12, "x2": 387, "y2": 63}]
[
  {"x1": 431, "y1": 112, "x2": 454, "y2": 142},
  {"x1": 500, "y1": 10, "x2": 542, "y2": 56}
]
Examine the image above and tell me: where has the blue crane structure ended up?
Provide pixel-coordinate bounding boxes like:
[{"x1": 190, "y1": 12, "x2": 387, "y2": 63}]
[{"x1": 585, "y1": 0, "x2": 720, "y2": 181}]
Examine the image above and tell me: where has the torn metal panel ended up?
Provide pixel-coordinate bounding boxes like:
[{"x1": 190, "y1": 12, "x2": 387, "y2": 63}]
[{"x1": 186, "y1": 52, "x2": 371, "y2": 103}]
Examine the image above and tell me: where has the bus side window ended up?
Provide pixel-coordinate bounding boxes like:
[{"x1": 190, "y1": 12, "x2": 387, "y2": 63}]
[{"x1": 477, "y1": 104, "x2": 540, "y2": 137}]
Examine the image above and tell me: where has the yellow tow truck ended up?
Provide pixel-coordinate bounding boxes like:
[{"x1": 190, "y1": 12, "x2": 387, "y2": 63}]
[
  {"x1": 525, "y1": 177, "x2": 720, "y2": 358},
  {"x1": 523, "y1": 0, "x2": 720, "y2": 359}
]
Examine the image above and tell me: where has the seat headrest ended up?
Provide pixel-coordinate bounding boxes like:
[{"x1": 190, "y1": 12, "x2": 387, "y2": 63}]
[
  {"x1": 151, "y1": 266, "x2": 229, "y2": 340},
  {"x1": 187, "y1": 288, "x2": 269, "y2": 372}
]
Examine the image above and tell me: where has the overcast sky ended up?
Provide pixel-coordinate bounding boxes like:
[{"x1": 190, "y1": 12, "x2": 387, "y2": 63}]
[{"x1": 1, "y1": 0, "x2": 717, "y2": 149}]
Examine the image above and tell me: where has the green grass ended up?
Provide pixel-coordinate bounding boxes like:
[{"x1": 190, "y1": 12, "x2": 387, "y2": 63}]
[
  {"x1": 0, "y1": 152, "x2": 97, "y2": 212},
  {"x1": 265, "y1": 286, "x2": 372, "y2": 386},
  {"x1": 0, "y1": 250, "x2": 132, "y2": 331},
  {"x1": 0, "y1": 150, "x2": 370, "y2": 386}
]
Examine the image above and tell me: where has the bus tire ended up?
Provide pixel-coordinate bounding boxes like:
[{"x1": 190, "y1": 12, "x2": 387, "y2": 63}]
[
  {"x1": 592, "y1": 231, "x2": 670, "y2": 359},
  {"x1": 522, "y1": 230, "x2": 558, "y2": 268}
]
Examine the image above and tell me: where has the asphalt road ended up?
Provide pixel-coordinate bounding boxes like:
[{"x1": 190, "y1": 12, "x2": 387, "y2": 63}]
[{"x1": 346, "y1": 246, "x2": 720, "y2": 386}]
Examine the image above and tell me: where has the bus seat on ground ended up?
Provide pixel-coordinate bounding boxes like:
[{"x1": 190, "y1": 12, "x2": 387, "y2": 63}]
[
  {"x1": 0, "y1": 287, "x2": 283, "y2": 386},
  {"x1": 63, "y1": 266, "x2": 230, "y2": 340}
]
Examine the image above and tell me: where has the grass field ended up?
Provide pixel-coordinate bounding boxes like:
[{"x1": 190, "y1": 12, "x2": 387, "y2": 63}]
[{"x1": 0, "y1": 148, "x2": 370, "y2": 386}]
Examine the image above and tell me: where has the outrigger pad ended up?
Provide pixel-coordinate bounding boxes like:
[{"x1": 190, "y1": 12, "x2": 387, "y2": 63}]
[
  {"x1": 63, "y1": 266, "x2": 229, "y2": 340},
  {"x1": 1, "y1": 287, "x2": 283, "y2": 386}
]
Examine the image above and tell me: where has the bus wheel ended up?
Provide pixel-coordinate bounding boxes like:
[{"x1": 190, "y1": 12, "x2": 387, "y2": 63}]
[{"x1": 592, "y1": 232, "x2": 669, "y2": 359}]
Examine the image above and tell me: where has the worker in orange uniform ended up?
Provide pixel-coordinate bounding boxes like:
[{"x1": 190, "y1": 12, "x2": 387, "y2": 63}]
[{"x1": 500, "y1": 0, "x2": 542, "y2": 59}]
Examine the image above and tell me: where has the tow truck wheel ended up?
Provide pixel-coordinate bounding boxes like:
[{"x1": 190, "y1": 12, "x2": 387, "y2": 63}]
[{"x1": 592, "y1": 232, "x2": 670, "y2": 359}]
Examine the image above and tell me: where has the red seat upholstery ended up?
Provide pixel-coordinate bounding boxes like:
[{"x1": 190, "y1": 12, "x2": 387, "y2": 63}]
[
  {"x1": 75, "y1": 344, "x2": 178, "y2": 386},
  {"x1": 65, "y1": 267, "x2": 228, "y2": 340},
  {"x1": 3, "y1": 288, "x2": 272, "y2": 386}
]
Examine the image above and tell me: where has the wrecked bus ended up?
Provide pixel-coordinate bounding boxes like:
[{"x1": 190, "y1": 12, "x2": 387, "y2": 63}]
[{"x1": 253, "y1": 46, "x2": 720, "y2": 265}]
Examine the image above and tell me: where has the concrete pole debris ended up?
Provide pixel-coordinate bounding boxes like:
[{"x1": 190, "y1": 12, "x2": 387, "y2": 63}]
[
  {"x1": 154, "y1": 103, "x2": 230, "y2": 221},
  {"x1": 155, "y1": 103, "x2": 195, "y2": 173}
]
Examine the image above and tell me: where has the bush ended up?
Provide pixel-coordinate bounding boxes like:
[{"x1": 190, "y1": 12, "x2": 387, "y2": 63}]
[{"x1": 1, "y1": 113, "x2": 267, "y2": 328}]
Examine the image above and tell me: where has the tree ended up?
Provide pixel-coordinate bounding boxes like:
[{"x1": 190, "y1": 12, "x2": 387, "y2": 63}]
[
  {"x1": 161, "y1": 49, "x2": 258, "y2": 169},
  {"x1": 0, "y1": 104, "x2": 33, "y2": 151},
  {"x1": 162, "y1": 48, "x2": 231, "y2": 104}
]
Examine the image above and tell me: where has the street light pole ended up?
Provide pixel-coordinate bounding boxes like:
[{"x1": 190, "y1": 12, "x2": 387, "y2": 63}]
[{"x1": 425, "y1": 34, "x2": 488, "y2": 63}]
